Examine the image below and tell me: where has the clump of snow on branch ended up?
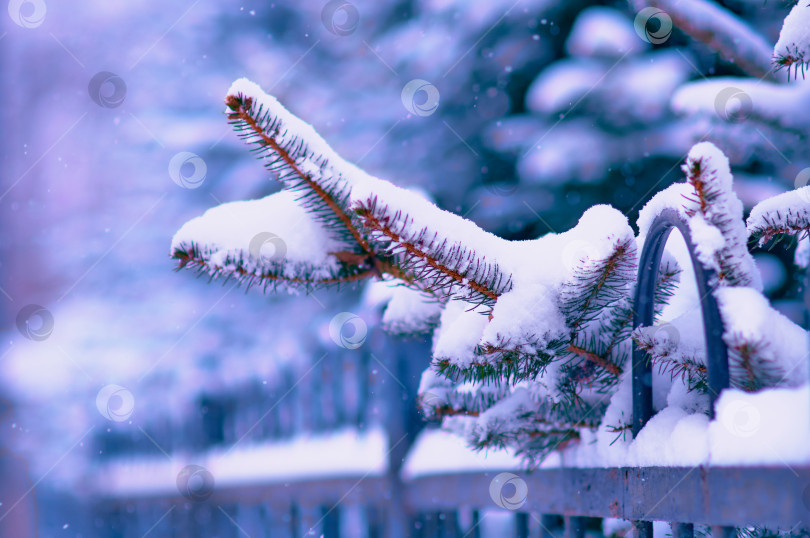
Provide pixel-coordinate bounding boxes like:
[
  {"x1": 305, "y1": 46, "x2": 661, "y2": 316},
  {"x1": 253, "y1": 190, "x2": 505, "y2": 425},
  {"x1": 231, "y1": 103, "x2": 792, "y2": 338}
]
[
  {"x1": 774, "y1": 2, "x2": 810, "y2": 80},
  {"x1": 171, "y1": 191, "x2": 346, "y2": 291},
  {"x1": 364, "y1": 279, "x2": 443, "y2": 335},
  {"x1": 716, "y1": 287, "x2": 808, "y2": 390}
]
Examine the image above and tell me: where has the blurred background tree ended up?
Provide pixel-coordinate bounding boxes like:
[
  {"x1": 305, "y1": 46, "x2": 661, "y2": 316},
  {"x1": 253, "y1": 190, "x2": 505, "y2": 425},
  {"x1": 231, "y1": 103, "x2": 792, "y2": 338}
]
[{"x1": 1, "y1": 0, "x2": 807, "y2": 535}]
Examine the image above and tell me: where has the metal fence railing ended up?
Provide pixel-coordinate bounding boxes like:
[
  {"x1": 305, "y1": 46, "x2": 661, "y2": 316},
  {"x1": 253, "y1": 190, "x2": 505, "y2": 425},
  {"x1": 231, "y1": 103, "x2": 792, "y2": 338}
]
[
  {"x1": 96, "y1": 465, "x2": 810, "y2": 537},
  {"x1": 94, "y1": 211, "x2": 809, "y2": 538}
]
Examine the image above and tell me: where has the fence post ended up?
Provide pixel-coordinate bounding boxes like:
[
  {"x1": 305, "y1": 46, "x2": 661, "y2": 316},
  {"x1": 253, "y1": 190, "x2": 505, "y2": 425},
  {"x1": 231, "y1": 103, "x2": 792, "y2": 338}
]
[
  {"x1": 516, "y1": 512, "x2": 529, "y2": 538},
  {"x1": 672, "y1": 522, "x2": 694, "y2": 538},
  {"x1": 469, "y1": 510, "x2": 482, "y2": 538},
  {"x1": 633, "y1": 520, "x2": 653, "y2": 538},
  {"x1": 632, "y1": 208, "x2": 730, "y2": 436},
  {"x1": 564, "y1": 516, "x2": 586, "y2": 538},
  {"x1": 538, "y1": 514, "x2": 559, "y2": 538},
  {"x1": 712, "y1": 526, "x2": 736, "y2": 538}
]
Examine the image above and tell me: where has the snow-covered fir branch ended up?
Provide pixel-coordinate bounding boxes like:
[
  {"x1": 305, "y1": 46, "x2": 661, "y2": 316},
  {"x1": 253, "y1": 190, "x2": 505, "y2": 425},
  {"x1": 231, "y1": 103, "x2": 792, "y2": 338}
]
[
  {"x1": 355, "y1": 195, "x2": 512, "y2": 308},
  {"x1": 223, "y1": 83, "x2": 370, "y2": 254},
  {"x1": 681, "y1": 142, "x2": 761, "y2": 289},
  {"x1": 747, "y1": 187, "x2": 810, "y2": 245},
  {"x1": 171, "y1": 79, "x2": 809, "y2": 464}
]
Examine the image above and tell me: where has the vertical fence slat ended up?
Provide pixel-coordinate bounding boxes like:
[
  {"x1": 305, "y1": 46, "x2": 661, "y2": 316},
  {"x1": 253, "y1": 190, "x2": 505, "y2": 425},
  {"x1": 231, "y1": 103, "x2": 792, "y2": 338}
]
[
  {"x1": 420, "y1": 512, "x2": 439, "y2": 537},
  {"x1": 284, "y1": 368, "x2": 298, "y2": 438},
  {"x1": 442, "y1": 511, "x2": 461, "y2": 538},
  {"x1": 256, "y1": 503, "x2": 273, "y2": 538},
  {"x1": 469, "y1": 510, "x2": 482, "y2": 538},
  {"x1": 538, "y1": 514, "x2": 560, "y2": 538},
  {"x1": 383, "y1": 501, "x2": 407, "y2": 538},
  {"x1": 564, "y1": 516, "x2": 585, "y2": 538},
  {"x1": 364, "y1": 504, "x2": 383, "y2": 538},
  {"x1": 311, "y1": 360, "x2": 323, "y2": 432},
  {"x1": 297, "y1": 504, "x2": 322, "y2": 537},
  {"x1": 289, "y1": 502, "x2": 300, "y2": 538},
  {"x1": 358, "y1": 352, "x2": 370, "y2": 429},
  {"x1": 672, "y1": 522, "x2": 694, "y2": 538},
  {"x1": 264, "y1": 503, "x2": 289, "y2": 537},
  {"x1": 333, "y1": 354, "x2": 346, "y2": 427},
  {"x1": 711, "y1": 526, "x2": 735, "y2": 538},
  {"x1": 515, "y1": 512, "x2": 529, "y2": 538},
  {"x1": 633, "y1": 520, "x2": 653, "y2": 538},
  {"x1": 232, "y1": 503, "x2": 263, "y2": 537},
  {"x1": 320, "y1": 504, "x2": 340, "y2": 538}
]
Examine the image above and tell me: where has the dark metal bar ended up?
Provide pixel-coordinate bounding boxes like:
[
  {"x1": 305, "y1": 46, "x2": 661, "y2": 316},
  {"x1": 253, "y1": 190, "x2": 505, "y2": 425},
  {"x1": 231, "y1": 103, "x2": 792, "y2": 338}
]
[
  {"x1": 265, "y1": 502, "x2": 289, "y2": 537},
  {"x1": 282, "y1": 368, "x2": 297, "y2": 437},
  {"x1": 803, "y1": 271, "x2": 809, "y2": 330},
  {"x1": 296, "y1": 504, "x2": 320, "y2": 537},
  {"x1": 311, "y1": 360, "x2": 324, "y2": 432},
  {"x1": 711, "y1": 526, "x2": 736, "y2": 538},
  {"x1": 366, "y1": 504, "x2": 384, "y2": 538},
  {"x1": 673, "y1": 522, "x2": 695, "y2": 538},
  {"x1": 333, "y1": 356, "x2": 345, "y2": 427},
  {"x1": 538, "y1": 514, "x2": 559, "y2": 538},
  {"x1": 564, "y1": 516, "x2": 585, "y2": 538},
  {"x1": 420, "y1": 512, "x2": 439, "y2": 538},
  {"x1": 632, "y1": 208, "x2": 730, "y2": 435},
  {"x1": 634, "y1": 520, "x2": 653, "y2": 538},
  {"x1": 321, "y1": 504, "x2": 340, "y2": 538},
  {"x1": 516, "y1": 512, "x2": 529, "y2": 538},
  {"x1": 289, "y1": 502, "x2": 299, "y2": 538},
  {"x1": 357, "y1": 351, "x2": 370, "y2": 429},
  {"x1": 399, "y1": 466, "x2": 810, "y2": 528},
  {"x1": 441, "y1": 511, "x2": 460, "y2": 538},
  {"x1": 470, "y1": 510, "x2": 481, "y2": 538}
]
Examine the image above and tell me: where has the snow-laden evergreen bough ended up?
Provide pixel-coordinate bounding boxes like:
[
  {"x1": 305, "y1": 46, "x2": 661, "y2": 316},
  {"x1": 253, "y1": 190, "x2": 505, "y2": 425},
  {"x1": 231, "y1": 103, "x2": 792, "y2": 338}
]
[
  {"x1": 663, "y1": 1, "x2": 810, "y2": 183},
  {"x1": 170, "y1": 77, "x2": 809, "y2": 464}
]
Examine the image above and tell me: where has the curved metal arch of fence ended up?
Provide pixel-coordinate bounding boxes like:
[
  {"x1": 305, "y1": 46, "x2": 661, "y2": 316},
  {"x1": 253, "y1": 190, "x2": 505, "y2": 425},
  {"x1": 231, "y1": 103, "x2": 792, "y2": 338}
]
[
  {"x1": 631, "y1": 208, "x2": 732, "y2": 538},
  {"x1": 632, "y1": 207, "x2": 730, "y2": 434}
]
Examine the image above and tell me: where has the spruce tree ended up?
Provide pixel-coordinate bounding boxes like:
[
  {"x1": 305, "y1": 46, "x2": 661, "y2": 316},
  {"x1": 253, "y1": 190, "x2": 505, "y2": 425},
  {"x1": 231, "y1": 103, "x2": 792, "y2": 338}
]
[{"x1": 171, "y1": 5, "x2": 810, "y2": 460}]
